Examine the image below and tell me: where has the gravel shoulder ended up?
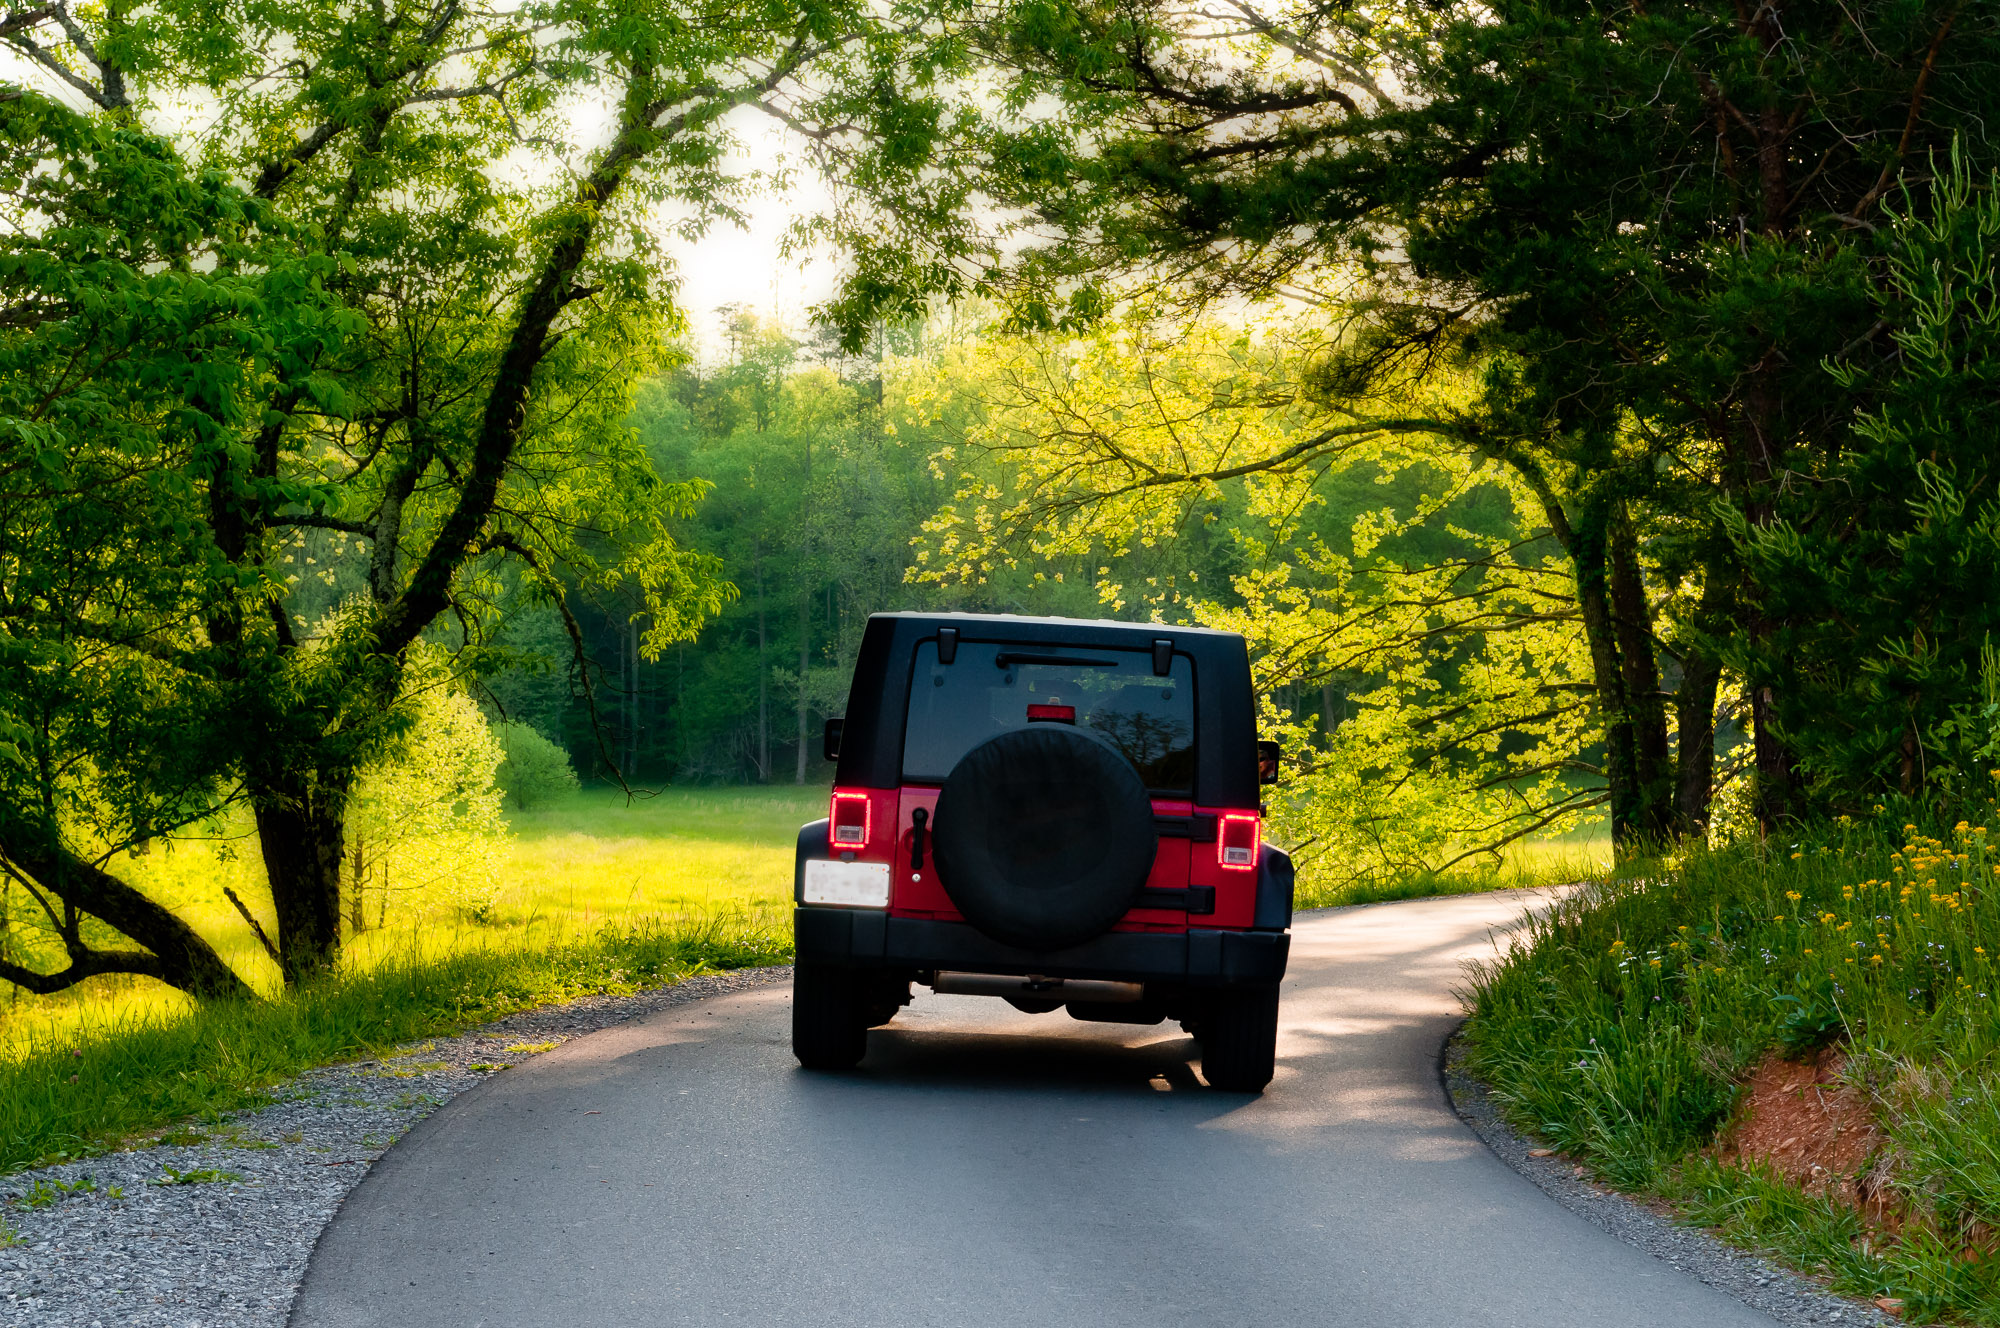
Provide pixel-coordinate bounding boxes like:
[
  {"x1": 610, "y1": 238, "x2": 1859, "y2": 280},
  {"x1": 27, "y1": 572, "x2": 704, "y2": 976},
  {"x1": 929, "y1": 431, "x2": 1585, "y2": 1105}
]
[
  {"x1": 0, "y1": 965, "x2": 791, "y2": 1328},
  {"x1": 1443, "y1": 1034, "x2": 1892, "y2": 1328}
]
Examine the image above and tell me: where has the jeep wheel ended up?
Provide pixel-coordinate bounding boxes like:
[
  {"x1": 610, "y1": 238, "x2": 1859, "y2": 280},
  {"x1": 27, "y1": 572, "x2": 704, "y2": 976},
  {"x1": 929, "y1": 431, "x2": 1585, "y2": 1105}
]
[
  {"x1": 932, "y1": 724, "x2": 1158, "y2": 951},
  {"x1": 1198, "y1": 984, "x2": 1280, "y2": 1092},
  {"x1": 792, "y1": 963, "x2": 868, "y2": 1069}
]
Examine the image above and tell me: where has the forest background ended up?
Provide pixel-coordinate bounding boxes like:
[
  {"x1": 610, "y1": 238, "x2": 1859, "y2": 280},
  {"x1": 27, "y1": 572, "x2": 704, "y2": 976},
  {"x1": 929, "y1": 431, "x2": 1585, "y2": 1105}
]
[
  {"x1": 0, "y1": 0, "x2": 1996, "y2": 1002},
  {"x1": 5, "y1": 9, "x2": 2000, "y2": 1299}
]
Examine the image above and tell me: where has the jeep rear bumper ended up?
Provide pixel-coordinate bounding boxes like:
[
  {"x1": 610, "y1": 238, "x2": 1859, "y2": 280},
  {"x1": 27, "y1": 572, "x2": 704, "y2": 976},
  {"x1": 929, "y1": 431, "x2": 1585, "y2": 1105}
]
[{"x1": 793, "y1": 906, "x2": 1289, "y2": 988}]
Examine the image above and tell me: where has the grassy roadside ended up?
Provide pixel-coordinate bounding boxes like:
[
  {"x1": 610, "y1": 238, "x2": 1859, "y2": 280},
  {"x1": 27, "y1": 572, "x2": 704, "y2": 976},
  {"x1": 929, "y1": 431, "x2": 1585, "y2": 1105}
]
[
  {"x1": 1461, "y1": 799, "x2": 2000, "y2": 1324},
  {"x1": 0, "y1": 914, "x2": 789, "y2": 1175},
  {"x1": 0, "y1": 786, "x2": 809, "y2": 1174},
  {"x1": 0, "y1": 786, "x2": 815, "y2": 1046}
]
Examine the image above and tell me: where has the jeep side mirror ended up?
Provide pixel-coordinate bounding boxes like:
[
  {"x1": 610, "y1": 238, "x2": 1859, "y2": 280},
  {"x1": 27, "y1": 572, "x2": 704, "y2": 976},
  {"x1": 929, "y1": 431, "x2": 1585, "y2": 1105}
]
[
  {"x1": 1257, "y1": 739, "x2": 1281, "y2": 785},
  {"x1": 823, "y1": 717, "x2": 844, "y2": 762}
]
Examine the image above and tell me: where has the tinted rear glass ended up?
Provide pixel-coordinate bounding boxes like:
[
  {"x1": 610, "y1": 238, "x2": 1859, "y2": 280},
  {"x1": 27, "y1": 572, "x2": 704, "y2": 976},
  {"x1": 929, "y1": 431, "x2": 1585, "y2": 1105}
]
[{"x1": 901, "y1": 640, "x2": 1195, "y2": 792}]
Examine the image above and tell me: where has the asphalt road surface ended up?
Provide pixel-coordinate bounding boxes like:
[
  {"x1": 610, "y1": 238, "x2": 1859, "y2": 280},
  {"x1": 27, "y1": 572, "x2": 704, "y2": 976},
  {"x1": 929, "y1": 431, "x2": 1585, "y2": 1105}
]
[{"x1": 291, "y1": 891, "x2": 1775, "y2": 1327}]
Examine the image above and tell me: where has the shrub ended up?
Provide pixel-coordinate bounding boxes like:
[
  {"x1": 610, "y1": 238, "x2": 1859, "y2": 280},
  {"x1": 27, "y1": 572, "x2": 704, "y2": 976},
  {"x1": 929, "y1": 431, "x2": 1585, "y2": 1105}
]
[
  {"x1": 349, "y1": 684, "x2": 509, "y2": 920},
  {"x1": 496, "y1": 723, "x2": 580, "y2": 811}
]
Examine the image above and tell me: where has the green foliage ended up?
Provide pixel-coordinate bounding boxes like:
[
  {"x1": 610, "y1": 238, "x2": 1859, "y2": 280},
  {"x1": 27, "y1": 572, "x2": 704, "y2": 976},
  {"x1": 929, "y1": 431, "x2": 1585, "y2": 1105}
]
[
  {"x1": 1737, "y1": 153, "x2": 2000, "y2": 805},
  {"x1": 622, "y1": 322, "x2": 949, "y2": 783},
  {"x1": 0, "y1": 0, "x2": 960, "y2": 992},
  {"x1": 494, "y1": 723, "x2": 581, "y2": 813},
  {"x1": 908, "y1": 314, "x2": 1604, "y2": 892},
  {"x1": 877, "y1": 0, "x2": 2000, "y2": 840},
  {"x1": 594, "y1": 310, "x2": 1236, "y2": 785},
  {"x1": 347, "y1": 675, "x2": 509, "y2": 918}
]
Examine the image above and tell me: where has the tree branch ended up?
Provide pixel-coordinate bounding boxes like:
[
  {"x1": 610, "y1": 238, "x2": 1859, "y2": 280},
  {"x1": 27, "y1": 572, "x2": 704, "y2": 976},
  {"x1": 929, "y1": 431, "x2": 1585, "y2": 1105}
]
[
  {"x1": 270, "y1": 514, "x2": 374, "y2": 536},
  {"x1": 378, "y1": 35, "x2": 821, "y2": 658},
  {"x1": 0, "y1": 948, "x2": 170, "y2": 995},
  {"x1": 0, "y1": 840, "x2": 256, "y2": 1000},
  {"x1": 222, "y1": 886, "x2": 282, "y2": 966}
]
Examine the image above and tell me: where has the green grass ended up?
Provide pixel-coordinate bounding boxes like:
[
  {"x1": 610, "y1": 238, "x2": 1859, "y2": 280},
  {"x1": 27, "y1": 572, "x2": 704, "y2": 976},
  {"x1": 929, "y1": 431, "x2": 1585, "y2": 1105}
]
[
  {"x1": 0, "y1": 786, "x2": 817, "y2": 1043},
  {"x1": 1296, "y1": 829, "x2": 1611, "y2": 909},
  {"x1": 0, "y1": 785, "x2": 810, "y2": 1173},
  {"x1": 0, "y1": 910, "x2": 789, "y2": 1174},
  {"x1": 1462, "y1": 795, "x2": 2000, "y2": 1324}
]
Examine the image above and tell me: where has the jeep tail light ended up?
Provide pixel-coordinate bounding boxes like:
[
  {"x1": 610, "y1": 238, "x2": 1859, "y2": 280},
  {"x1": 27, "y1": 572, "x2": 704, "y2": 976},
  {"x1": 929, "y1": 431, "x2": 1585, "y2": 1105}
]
[
  {"x1": 1217, "y1": 812, "x2": 1260, "y2": 870},
  {"x1": 1026, "y1": 704, "x2": 1075, "y2": 723},
  {"x1": 830, "y1": 789, "x2": 871, "y2": 848}
]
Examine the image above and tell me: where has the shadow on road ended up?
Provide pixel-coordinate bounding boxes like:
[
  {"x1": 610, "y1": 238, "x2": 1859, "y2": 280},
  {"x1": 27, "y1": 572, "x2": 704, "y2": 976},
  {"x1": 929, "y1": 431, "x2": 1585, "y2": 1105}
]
[{"x1": 824, "y1": 1021, "x2": 1211, "y2": 1095}]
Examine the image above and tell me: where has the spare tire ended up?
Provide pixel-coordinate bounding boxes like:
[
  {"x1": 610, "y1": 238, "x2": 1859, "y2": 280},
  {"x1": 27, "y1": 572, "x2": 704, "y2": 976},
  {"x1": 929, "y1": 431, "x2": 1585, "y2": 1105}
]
[{"x1": 931, "y1": 725, "x2": 1158, "y2": 951}]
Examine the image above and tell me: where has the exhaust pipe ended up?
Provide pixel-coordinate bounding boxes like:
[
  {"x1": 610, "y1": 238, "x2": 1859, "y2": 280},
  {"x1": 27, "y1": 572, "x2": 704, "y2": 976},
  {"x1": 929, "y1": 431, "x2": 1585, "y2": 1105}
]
[{"x1": 931, "y1": 972, "x2": 1145, "y2": 1004}]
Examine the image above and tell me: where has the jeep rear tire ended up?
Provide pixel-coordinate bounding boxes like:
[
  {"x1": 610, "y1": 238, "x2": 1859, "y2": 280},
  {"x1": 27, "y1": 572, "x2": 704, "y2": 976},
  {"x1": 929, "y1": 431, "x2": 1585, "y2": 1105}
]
[
  {"x1": 932, "y1": 725, "x2": 1159, "y2": 951},
  {"x1": 792, "y1": 963, "x2": 867, "y2": 1069},
  {"x1": 1198, "y1": 984, "x2": 1279, "y2": 1092}
]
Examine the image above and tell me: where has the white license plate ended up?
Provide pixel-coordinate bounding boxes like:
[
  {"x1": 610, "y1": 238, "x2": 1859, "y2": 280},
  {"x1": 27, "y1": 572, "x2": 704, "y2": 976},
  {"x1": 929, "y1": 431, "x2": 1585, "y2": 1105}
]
[{"x1": 802, "y1": 859, "x2": 891, "y2": 907}]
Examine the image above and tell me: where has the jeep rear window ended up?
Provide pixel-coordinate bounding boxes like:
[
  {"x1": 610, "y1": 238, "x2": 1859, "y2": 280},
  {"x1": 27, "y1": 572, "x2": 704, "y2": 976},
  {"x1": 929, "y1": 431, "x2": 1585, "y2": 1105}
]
[{"x1": 901, "y1": 641, "x2": 1195, "y2": 793}]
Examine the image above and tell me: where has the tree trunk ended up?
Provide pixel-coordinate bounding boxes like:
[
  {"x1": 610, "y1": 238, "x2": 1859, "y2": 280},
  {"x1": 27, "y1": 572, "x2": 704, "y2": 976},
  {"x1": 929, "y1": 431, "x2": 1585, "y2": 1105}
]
[
  {"x1": 1565, "y1": 498, "x2": 1645, "y2": 852},
  {"x1": 1607, "y1": 512, "x2": 1675, "y2": 842},
  {"x1": 630, "y1": 617, "x2": 642, "y2": 780},
  {"x1": 796, "y1": 589, "x2": 811, "y2": 785},
  {"x1": 1751, "y1": 682, "x2": 1800, "y2": 826},
  {"x1": 756, "y1": 546, "x2": 769, "y2": 783},
  {"x1": 348, "y1": 836, "x2": 368, "y2": 936},
  {"x1": 0, "y1": 835, "x2": 256, "y2": 1001},
  {"x1": 252, "y1": 770, "x2": 348, "y2": 987},
  {"x1": 796, "y1": 433, "x2": 813, "y2": 785},
  {"x1": 1674, "y1": 648, "x2": 1723, "y2": 835}
]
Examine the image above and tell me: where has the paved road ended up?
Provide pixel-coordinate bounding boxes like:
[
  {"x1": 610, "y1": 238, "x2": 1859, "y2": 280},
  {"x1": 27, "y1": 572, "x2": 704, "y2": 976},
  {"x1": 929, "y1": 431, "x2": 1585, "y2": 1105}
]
[{"x1": 292, "y1": 891, "x2": 1773, "y2": 1327}]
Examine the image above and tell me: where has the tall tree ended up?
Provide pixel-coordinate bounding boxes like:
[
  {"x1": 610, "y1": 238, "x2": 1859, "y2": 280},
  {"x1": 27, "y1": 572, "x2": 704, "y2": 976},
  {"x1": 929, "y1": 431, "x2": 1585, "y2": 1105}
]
[
  {"x1": 0, "y1": 0, "x2": 943, "y2": 995},
  {"x1": 842, "y1": 0, "x2": 2000, "y2": 844}
]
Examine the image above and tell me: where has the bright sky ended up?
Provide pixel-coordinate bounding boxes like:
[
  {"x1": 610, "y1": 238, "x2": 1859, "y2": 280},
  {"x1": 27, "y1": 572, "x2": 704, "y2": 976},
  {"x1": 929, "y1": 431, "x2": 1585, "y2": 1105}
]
[{"x1": 656, "y1": 115, "x2": 844, "y2": 364}]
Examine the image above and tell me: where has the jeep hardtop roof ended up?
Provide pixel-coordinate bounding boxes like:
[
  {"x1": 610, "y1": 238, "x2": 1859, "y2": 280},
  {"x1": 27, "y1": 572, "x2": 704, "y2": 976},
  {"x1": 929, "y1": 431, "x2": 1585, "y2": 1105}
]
[{"x1": 835, "y1": 612, "x2": 1259, "y2": 809}]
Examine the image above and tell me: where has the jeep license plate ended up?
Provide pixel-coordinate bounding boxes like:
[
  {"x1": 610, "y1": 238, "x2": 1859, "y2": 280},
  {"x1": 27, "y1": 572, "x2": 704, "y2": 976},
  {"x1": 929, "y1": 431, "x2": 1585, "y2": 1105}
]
[{"x1": 802, "y1": 859, "x2": 891, "y2": 907}]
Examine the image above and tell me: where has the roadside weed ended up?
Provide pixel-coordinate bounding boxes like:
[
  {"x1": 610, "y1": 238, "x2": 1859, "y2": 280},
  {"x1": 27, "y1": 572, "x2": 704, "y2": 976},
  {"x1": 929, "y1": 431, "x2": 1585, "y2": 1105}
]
[
  {"x1": 369, "y1": 1060, "x2": 449, "y2": 1079},
  {"x1": 154, "y1": 1167, "x2": 242, "y2": 1186},
  {"x1": 15, "y1": 1176, "x2": 94, "y2": 1208}
]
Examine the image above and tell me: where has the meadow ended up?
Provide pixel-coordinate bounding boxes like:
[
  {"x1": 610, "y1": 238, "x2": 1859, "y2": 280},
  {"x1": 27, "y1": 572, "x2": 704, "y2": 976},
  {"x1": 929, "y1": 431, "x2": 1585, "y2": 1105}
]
[
  {"x1": 4, "y1": 786, "x2": 815, "y2": 1022},
  {"x1": 0, "y1": 787, "x2": 816, "y2": 1172}
]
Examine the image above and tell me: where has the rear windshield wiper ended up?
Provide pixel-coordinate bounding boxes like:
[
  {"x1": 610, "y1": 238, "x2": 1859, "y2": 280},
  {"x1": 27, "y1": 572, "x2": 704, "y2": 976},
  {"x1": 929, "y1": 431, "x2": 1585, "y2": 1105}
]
[{"x1": 993, "y1": 651, "x2": 1120, "y2": 669}]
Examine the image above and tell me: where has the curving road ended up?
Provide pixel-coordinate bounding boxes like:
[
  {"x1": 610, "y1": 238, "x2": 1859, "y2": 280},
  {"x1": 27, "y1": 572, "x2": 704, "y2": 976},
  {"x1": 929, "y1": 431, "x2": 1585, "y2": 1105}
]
[{"x1": 291, "y1": 891, "x2": 1774, "y2": 1327}]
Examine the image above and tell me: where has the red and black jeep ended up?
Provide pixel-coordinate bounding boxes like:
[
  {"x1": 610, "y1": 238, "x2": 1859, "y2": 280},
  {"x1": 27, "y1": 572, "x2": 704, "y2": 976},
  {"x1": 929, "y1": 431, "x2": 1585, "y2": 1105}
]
[{"x1": 792, "y1": 612, "x2": 1293, "y2": 1092}]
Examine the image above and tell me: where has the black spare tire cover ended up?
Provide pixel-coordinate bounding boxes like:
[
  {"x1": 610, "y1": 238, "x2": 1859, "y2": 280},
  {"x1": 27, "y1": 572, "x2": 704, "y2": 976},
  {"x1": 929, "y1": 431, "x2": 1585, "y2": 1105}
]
[{"x1": 931, "y1": 725, "x2": 1158, "y2": 952}]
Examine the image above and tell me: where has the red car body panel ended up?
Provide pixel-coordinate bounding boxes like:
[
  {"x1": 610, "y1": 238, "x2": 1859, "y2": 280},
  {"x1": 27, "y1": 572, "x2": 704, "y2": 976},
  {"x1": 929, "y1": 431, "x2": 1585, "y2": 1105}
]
[{"x1": 829, "y1": 786, "x2": 1262, "y2": 933}]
